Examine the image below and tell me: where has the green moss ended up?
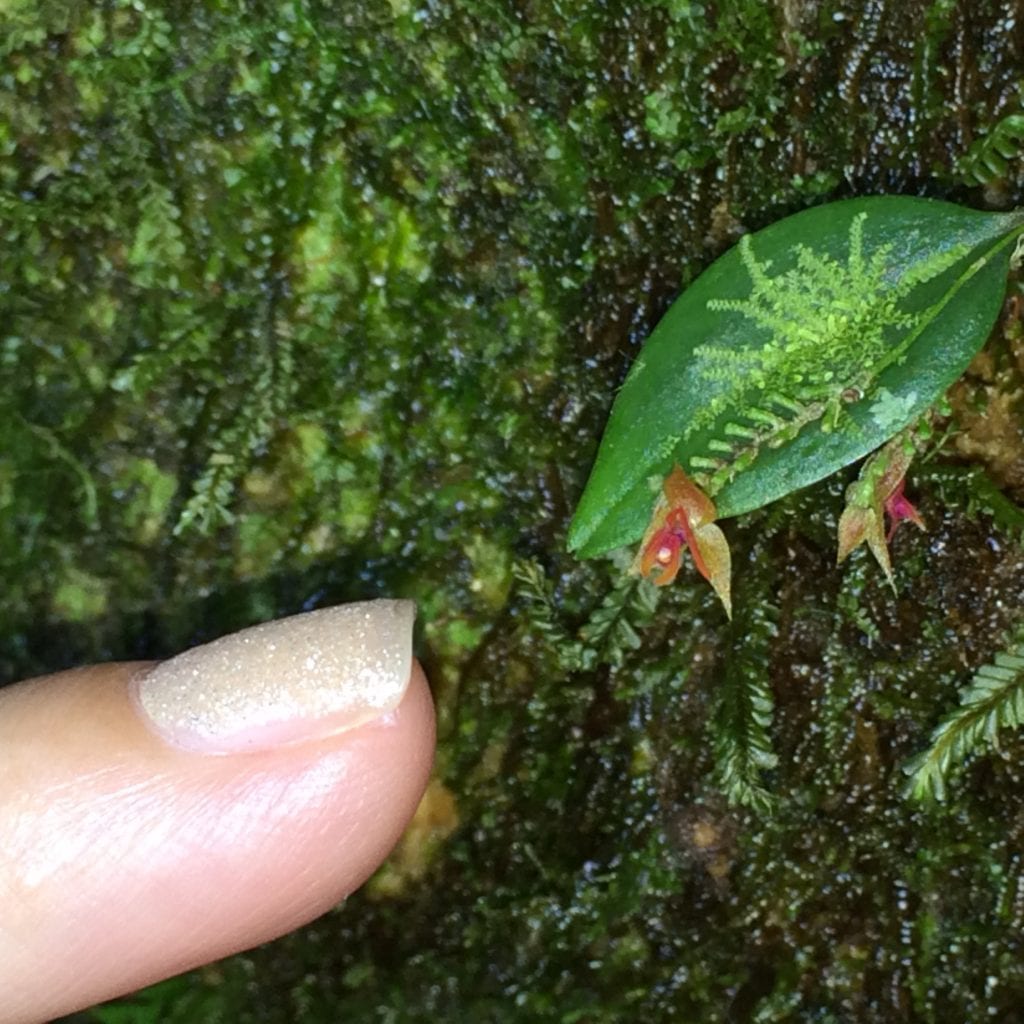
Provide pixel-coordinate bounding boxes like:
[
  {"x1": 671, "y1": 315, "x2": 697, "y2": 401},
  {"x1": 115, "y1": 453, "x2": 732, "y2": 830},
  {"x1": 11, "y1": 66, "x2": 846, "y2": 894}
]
[
  {"x1": 3, "y1": 0, "x2": 1024, "y2": 1020},
  {"x1": 51, "y1": 567, "x2": 109, "y2": 623},
  {"x1": 114, "y1": 457, "x2": 178, "y2": 546}
]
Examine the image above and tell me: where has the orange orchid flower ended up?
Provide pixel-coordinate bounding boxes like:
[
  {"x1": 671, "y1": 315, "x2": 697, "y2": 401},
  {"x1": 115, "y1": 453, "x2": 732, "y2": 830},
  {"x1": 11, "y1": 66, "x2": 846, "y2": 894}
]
[
  {"x1": 837, "y1": 434, "x2": 926, "y2": 587},
  {"x1": 633, "y1": 464, "x2": 732, "y2": 618}
]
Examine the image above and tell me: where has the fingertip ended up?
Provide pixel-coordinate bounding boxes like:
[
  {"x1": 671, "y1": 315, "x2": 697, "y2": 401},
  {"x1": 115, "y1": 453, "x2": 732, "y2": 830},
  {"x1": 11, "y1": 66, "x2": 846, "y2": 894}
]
[{"x1": 0, "y1": 659, "x2": 435, "y2": 1022}]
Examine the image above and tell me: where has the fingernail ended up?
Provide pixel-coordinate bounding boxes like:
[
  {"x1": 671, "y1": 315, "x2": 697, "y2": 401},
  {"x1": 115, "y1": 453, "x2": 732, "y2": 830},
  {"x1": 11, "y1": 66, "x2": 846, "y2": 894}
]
[{"x1": 134, "y1": 600, "x2": 415, "y2": 754}]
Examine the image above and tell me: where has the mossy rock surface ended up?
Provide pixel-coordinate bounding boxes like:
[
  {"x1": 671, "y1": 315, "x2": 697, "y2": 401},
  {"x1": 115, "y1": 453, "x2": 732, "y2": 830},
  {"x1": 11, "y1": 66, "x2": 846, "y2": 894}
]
[{"x1": 5, "y1": 1, "x2": 1024, "y2": 1020}]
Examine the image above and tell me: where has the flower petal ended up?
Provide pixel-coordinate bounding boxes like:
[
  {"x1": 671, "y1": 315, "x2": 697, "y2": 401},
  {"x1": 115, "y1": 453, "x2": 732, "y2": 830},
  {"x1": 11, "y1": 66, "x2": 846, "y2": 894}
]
[
  {"x1": 691, "y1": 521, "x2": 732, "y2": 619},
  {"x1": 837, "y1": 503, "x2": 871, "y2": 566},
  {"x1": 663, "y1": 465, "x2": 716, "y2": 528},
  {"x1": 884, "y1": 481, "x2": 926, "y2": 542},
  {"x1": 640, "y1": 526, "x2": 684, "y2": 585}
]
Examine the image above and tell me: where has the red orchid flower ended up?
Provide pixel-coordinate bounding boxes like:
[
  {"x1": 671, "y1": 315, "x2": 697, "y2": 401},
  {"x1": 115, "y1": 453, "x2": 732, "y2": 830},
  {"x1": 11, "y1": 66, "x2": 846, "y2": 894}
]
[
  {"x1": 633, "y1": 464, "x2": 732, "y2": 618},
  {"x1": 837, "y1": 434, "x2": 925, "y2": 587},
  {"x1": 884, "y1": 478, "x2": 925, "y2": 542}
]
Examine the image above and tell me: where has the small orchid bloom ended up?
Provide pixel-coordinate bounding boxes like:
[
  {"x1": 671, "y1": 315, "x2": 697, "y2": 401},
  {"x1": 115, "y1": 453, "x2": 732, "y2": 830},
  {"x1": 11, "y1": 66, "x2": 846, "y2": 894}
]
[
  {"x1": 633, "y1": 464, "x2": 732, "y2": 618},
  {"x1": 884, "y1": 478, "x2": 925, "y2": 542},
  {"x1": 837, "y1": 434, "x2": 925, "y2": 587}
]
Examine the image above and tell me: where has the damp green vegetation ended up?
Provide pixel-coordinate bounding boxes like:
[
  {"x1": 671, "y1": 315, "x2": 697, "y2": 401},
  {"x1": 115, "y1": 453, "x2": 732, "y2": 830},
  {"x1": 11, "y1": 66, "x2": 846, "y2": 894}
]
[
  {"x1": 5, "y1": 0, "x2": 1024, "y2": 1020},
  {"x1": 567, "y1": 197, "x2": 1024, "y2": 560}
]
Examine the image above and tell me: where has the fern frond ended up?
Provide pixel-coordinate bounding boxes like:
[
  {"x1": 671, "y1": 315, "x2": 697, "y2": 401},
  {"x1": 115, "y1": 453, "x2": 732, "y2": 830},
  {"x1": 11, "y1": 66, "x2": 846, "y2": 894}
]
[
  {"x1": 512, "y1": 559, "x2": 581, "y2": 671},
  {"x1": 174, "y1": 451, "x2": 238, "y2": 535},
  {"x1": 174, "y1": 315, "x2": 295, "y2": 536},
  {"x1": 712, "y1": 595, "x2": 778, "y2": 812},
  {"x1": 515, "y1": 558, "x2": 662, "y2": 674},
  {"x1": 956, "y1": 111, "x2": 1024, "y2": 187},
  {"x1": 578, "y1": 574, "x2": 660, "y2": 670},
  {"x1": 907, "y1": 622, "x2": 1024, "y2": 802}
]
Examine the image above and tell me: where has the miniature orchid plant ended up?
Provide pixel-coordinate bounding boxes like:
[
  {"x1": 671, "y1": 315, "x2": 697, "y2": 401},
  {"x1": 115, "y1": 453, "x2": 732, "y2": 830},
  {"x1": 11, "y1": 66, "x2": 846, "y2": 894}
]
[{"x1": 569, "y1": 197, "x2": 1024, "y2": 615}]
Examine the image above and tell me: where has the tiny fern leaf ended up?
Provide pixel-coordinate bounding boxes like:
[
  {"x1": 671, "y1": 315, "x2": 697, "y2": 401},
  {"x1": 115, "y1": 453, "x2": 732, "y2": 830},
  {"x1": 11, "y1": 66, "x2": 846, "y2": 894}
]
[
  {"x1": 956, "y1": 112, "x2": 1024, "y2": 187},
  {"x1": 174, "y1": 317, "x2": 294, "y2": 537},
  {"x1": 513, "y1": 560, "x2": 662, "y2": 673},
  {"x1": 513, "y1": 559, "x2": 582, "y2": 672},
  {"x1": 907, "y1": 622, "x2": 1024, "y2": 802},
  {"x1": 712, "y1": 591, "x2": 779, "y2": 812},
  {"x1": 577, "y1": 575, "x2": 660, "y2": 670}
]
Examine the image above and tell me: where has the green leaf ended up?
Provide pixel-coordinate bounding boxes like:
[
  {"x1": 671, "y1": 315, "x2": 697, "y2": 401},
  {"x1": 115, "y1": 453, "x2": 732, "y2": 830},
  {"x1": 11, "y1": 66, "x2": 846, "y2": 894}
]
[{"x1": 569, "y1": 197, "x2": 1024, "y2": 559}]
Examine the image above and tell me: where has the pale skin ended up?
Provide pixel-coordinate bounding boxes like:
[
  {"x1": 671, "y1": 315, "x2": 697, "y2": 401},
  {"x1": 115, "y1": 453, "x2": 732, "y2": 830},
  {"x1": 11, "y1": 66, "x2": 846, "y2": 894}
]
[{"x1": 0, "y1": 654, "x2": 435, "y2": 1024}]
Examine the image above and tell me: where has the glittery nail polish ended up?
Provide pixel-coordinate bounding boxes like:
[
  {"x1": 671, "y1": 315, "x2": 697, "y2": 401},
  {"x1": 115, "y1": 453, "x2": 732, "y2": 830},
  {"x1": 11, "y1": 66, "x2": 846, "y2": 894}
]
[{"x1": 134, "y1": 600, "x2": 415, "y2": 754}]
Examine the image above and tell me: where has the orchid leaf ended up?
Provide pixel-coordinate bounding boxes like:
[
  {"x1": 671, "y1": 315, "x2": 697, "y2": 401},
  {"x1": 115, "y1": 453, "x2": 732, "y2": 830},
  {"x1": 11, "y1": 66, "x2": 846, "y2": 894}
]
[{"x1": 569, "y1": 196, "x2": 1024, "y2": 560}]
